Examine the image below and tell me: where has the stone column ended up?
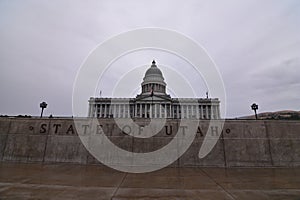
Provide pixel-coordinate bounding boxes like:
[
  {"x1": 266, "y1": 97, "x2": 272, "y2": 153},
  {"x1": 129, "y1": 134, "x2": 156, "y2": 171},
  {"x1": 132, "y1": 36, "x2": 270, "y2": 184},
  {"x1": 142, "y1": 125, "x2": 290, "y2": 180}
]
[
  {"x1": 123, "y1": 104, "x2": 126, "y2": 118},
  {"x1": 180, "y1": 105, "x2": 183, "y2": 118},
  {"x1": 213, "y1": 105, "x2": 216, "y2": 119},
  {"x1": 113, "y1": 105, "x2": 115, "y2": 118},
  {"x1": 92, "y1": 104, "x2": 96, "y2": 117},
  {"x1": 93, "y1": 104, "x2": 96, "y2": 118},
  {"x1": 90, "y1": 103, "x2": 94, "y2": 117},
  {"x1": 127, "y1": 104, "x2": 130, "y2": 118},
  {"x1": 88, "y1": 104, "x2": 91, "y2": 117},
  {"x1": 120, "y1": 104, "x2": 125, "y2": 118},
  {"x1": 191, "y1": 105, "x2": 194, "y2": 118},
  {"x1": 99, "y1": 104, "x2": 102, "y2": 117},
  {"x1": 128, "y1": 103, "x2": 134, "y2": 117},
  {"x1": 93, "y1": 104, "x2": 96, "y2": 117},
  {"x1": 117, "y1": 104, "x2": 120, "y2": 118},
  {"x1": 106, "y1": 104, "x2": 109, "y2": 117},
  {"x1": 185, "y1": 105, "x2": 188, "y2": 119},
  {"x1": 159, "y1": 104, "x2": 162, "y2": 118},
  {"x1": 122, "y1": 104, "x2": 125, "y2": 118},
  {"x1": 139, "y1": 104, "x2": 141, "y2": 118},
  {"x1": 103, "y1": 104, "x2": 106, "y2": 118}
]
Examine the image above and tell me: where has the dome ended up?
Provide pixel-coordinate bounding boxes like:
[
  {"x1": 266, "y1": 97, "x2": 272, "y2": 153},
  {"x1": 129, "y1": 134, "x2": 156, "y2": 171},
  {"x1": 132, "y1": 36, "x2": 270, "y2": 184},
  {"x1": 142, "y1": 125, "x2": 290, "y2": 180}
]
[
  {"x1": 145, "y1": 60, "x2": 163, "y2": 77},
  {"x1": 140, "y1": 60, "x2": 167, "y2": 95},
  {"x1": 142, "y1": 60, "x2": 166, "y2": 85}
]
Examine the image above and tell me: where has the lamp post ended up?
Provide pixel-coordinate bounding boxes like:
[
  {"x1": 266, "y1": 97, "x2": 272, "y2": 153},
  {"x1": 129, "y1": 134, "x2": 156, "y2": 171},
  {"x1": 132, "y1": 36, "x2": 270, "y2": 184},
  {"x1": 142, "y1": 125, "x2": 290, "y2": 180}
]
[
  {"x1": 251, "y1": 103, "x2": 258, "y2": 120},
  {"x1": 40, "y1": 102, "x2": 47, "y2": 118}
]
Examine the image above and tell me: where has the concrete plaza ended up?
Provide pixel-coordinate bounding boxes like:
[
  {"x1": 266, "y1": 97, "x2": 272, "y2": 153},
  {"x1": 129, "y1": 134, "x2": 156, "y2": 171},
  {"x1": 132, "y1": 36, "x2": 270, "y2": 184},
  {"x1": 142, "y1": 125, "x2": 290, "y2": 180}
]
[{"x1": 0, "y1": 163, "x2": 300, "y2": 199}]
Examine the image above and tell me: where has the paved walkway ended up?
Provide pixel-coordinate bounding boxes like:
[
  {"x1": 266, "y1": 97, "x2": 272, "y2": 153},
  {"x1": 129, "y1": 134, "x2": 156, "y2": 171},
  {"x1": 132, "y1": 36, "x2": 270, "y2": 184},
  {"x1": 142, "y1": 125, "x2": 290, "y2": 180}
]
[{"x1": 0, "y1": 163, "x2": 300, "y2": 199}]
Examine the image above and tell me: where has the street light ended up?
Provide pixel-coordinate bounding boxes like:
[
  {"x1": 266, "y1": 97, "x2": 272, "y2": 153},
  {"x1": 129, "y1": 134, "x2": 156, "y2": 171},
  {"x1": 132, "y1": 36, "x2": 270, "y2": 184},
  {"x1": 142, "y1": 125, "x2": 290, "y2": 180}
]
[
  {"x1": 40, "y1": 102, "x2": 47, "y2": 118},
  {"x1": 251, "y1": 103, "x2": 258, "y2": 120}
]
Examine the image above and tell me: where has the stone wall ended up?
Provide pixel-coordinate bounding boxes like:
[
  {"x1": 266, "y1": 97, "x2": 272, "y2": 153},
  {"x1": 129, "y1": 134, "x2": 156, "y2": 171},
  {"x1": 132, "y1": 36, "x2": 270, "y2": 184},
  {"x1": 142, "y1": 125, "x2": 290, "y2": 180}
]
[{"x1": 0, "y1": 118, "x2": 299, "y2": 167}]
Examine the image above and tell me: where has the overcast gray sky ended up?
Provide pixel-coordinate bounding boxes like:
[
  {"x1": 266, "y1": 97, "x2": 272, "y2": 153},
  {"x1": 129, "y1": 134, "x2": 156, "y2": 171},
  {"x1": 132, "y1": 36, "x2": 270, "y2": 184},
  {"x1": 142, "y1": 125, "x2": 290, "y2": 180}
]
[{"x1": 0, "y1": 0, "x2": 299, "y2": 118}]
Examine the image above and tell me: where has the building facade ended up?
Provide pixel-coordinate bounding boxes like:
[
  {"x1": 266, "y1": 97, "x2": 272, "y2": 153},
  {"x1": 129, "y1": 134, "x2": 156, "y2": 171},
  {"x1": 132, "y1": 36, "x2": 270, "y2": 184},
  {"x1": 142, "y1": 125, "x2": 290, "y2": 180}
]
[{"x1": 88, "y1": 60, "x2": 220, "y2": 119}]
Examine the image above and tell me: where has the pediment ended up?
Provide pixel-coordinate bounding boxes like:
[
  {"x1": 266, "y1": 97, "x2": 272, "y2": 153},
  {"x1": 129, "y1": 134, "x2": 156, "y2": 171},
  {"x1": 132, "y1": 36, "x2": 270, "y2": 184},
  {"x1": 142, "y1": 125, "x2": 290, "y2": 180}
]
[{"x1": 136, "y1": 95, "x2": 172, "y2": 102}]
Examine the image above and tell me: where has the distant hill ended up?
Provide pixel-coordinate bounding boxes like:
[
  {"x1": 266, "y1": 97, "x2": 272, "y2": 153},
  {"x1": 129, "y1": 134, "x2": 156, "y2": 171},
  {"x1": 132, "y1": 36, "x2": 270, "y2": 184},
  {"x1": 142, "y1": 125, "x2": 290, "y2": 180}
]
[{"x1": 239, "y1": 110, "x2": 300, "y2": 120}]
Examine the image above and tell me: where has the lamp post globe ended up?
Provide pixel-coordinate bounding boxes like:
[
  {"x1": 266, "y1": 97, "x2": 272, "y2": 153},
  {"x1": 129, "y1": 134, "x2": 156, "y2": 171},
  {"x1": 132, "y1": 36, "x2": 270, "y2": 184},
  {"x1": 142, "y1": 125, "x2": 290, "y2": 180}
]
[
  {"x1": 40, "y1": 102, "x2": 48, "y2": 118},
  {"x1": 251, "y1": 103, "x2": 258, "y2": 120}
]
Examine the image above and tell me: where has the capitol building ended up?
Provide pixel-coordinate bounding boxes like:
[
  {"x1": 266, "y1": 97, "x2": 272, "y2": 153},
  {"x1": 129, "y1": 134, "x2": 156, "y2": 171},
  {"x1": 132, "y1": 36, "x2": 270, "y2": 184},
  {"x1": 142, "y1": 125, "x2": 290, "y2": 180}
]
[{"x1": 88, "y1": 60, "x2": 220, "y2": 119}]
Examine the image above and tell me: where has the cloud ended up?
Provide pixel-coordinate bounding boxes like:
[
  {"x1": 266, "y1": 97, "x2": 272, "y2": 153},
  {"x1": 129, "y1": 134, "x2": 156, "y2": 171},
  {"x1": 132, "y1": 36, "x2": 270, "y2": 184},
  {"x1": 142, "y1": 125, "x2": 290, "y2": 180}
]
[
  {"x1": 0, "y1": 0, "x2": 299, "y2": 117},
  {"x1": 253, "y1": 57, "x2": 300, "y2": 87}
]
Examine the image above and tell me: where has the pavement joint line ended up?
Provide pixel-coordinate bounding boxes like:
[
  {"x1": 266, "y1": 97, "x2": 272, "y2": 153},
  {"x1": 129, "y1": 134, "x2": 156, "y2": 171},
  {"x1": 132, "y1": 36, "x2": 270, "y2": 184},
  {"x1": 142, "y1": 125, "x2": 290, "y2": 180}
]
[
  {"x1": 111, "y1": 172, "x2": 128, "y2": 199},
  {"x1": 20, "y1": 178, "x2": 31, "y2": 184},
  {"x1": 200, "y1": 168, "x2": 237, "y2": 200},
  {"x1": 0, "y1": 183, "x2": 14, "y2": 186},
  {"x1": 0, "y1": 181, "x2": 115, "y2": 190},
  {"x1": 227, "y1": 189, "x2": 300, "y2": 192},
  {"x1": 0, "y1": 185, "x2": 11, "y2": 193}
]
